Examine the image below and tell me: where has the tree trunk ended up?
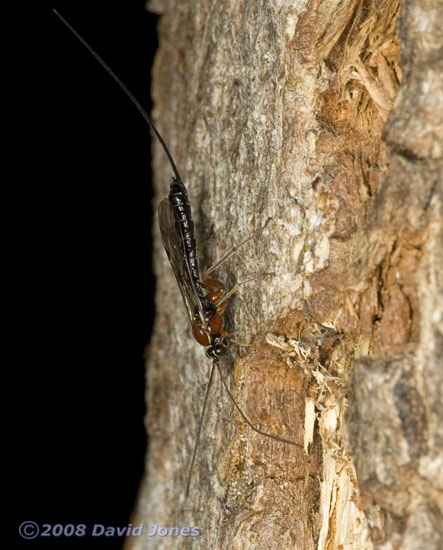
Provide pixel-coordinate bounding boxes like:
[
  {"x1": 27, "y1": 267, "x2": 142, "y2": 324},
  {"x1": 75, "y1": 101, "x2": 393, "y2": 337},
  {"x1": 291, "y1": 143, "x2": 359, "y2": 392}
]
[{"x1": 129, "y1": 0, "x2": 443, "y2": 548}]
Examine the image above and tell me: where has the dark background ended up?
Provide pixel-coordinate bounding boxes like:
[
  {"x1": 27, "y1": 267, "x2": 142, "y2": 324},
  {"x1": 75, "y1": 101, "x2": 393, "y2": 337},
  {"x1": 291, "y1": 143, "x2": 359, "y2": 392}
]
[{"x1": 9, "y1": 2, "x2": 159, "y2": 548}]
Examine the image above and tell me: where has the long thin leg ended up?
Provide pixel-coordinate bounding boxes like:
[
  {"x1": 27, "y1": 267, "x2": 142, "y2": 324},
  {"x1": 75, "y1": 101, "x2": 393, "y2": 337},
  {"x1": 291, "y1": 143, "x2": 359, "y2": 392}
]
[
  {"x1": 215, "y1": 362, "x2": 303, "y2": 448},
  {"x1": 203, "y1": 218, "x2": 271, "y2": 279},
  {"x1": 217, "y1": 272, "x2": 274, "y2": 309},
  {"x1": 185, "y1": 361, "x2": 216, "y2": 498}
]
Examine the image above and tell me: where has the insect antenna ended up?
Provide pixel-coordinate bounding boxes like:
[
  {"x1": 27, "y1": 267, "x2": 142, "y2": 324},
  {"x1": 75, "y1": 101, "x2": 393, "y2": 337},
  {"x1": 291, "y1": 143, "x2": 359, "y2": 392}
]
[
  {"x1": 186, "y1": 359, "x2": 304, "y2": 497},
  {"x1": 215, "y1": 362, "x2": 304, "y2": 448},
  {"x1": 52, "y1": 9, "x2": 182, "y2": 183},
  {"x1": 185, "y1": 361, "x2": 216, "y2": 498}
]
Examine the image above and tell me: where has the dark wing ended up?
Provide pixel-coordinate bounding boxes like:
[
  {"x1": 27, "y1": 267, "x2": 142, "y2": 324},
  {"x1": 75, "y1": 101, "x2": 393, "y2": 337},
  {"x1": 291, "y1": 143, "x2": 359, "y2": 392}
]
[{"x1": 158, "y1": 198, "x2": 206, "y2": 328}]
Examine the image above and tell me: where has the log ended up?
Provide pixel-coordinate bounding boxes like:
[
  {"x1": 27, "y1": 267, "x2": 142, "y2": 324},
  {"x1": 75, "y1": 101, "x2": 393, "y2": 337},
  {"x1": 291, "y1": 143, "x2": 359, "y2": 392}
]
[{"x1": 129, "y1": 0, "x2": 443, "y2": 548}]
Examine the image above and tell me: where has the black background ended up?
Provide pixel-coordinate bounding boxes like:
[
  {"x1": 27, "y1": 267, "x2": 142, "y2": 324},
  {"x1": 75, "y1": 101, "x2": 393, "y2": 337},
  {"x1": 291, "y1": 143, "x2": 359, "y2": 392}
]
[{"x1": 9, "y1": 2, "x2": 159, "y2": 548}]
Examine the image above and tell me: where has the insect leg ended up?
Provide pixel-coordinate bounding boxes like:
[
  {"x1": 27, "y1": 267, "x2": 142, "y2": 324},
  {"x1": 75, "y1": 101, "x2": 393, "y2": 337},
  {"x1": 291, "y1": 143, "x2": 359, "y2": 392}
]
[
  {"x1": 219, "y1": 330, "x2": 251, "y2": 347},
  {"x1": 201, "y1": 278, "x2": 225, "y2": 305},
  {"x1": 203, "y1": 218, "x2": 271, "y2": 279},
  {"x1": 215, "y1": 272, "x2": 274, "y2": 310}
]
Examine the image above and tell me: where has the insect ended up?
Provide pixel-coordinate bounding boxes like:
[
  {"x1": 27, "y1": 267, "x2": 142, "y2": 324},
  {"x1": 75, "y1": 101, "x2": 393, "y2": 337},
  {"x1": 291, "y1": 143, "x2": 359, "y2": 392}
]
[{"x1": 54, "y1": 10, "x2": 303, "y2": 497}]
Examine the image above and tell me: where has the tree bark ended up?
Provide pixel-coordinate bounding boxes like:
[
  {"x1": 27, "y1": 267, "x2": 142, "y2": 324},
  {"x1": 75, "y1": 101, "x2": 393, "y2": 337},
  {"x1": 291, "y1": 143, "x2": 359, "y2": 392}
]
[{"x1": 129, "y1": 0, "x2": 443, "y2": 549}]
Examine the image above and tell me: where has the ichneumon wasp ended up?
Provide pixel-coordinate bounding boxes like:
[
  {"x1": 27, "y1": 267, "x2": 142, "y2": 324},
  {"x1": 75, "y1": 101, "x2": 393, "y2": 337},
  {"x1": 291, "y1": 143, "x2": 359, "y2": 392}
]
[{"x1": 53, "y1": 9, "x2": 303, "y2": 497}]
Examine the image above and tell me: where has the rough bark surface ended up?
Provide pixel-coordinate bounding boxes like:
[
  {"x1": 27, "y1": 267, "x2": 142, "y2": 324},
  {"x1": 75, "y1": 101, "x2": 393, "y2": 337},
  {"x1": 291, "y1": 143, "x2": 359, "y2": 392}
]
[{"x1": 129, "y1": 1, "x2": 443, "y2": 549}]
